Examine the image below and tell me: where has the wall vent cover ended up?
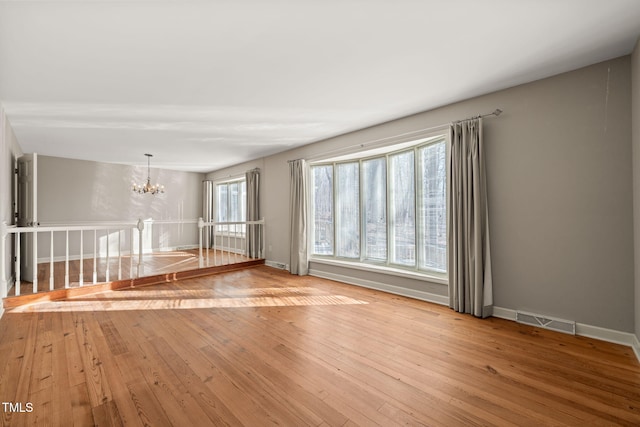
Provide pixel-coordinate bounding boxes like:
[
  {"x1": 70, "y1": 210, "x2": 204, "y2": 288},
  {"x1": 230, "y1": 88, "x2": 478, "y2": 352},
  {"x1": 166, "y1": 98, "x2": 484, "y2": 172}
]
[
  {"x1": 515, "y1": 311, "x2": 576, "y2": 335},
  {"x1": 266, "y1": 261, "x2": 288, "y2": 270}
]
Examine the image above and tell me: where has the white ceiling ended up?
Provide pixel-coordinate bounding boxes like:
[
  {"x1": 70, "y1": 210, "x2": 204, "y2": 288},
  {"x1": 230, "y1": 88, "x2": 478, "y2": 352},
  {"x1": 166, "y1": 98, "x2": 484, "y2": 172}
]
[{"x1": 1, "y1": 0, "x2": 639, "y2": 173}]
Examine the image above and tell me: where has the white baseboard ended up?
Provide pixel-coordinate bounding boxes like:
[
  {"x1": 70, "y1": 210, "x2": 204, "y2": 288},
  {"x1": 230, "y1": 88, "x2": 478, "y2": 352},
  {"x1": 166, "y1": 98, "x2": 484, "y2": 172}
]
[
  {"x1": 492, "y1": 306, "x2": 517, "y2": 321},
  {"x1": 633, "y1": 334, "x2": 640, "y2": 362},
  {"x1": 575, "y1": 323, "x2": 635, "y2": 347},
  {"x1": 493, "y1": 306, "x2": 640, "y2": 363},
  {"x1": 0, "y1": 274, "x2": 15, "y2": 300},
  {"x1": 309, "y1": 268, "x2": 449, "y2": 306}
]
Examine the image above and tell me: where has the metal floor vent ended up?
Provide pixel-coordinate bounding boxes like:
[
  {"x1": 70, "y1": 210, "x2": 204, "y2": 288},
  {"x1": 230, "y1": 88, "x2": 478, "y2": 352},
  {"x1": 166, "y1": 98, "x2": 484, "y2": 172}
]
[{"x1": 516, "y1": 311, "x2": 576, "y2": 335}]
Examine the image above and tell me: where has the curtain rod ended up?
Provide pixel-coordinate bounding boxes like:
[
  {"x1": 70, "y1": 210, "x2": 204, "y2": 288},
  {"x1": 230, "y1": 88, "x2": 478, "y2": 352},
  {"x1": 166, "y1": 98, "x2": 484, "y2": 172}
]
[
  {"x1": 452, "y1": 108, "x2": 503, "y2": 124},
  {"x1": 288, "y1": 108, "x2": 503, "y2": 162}
]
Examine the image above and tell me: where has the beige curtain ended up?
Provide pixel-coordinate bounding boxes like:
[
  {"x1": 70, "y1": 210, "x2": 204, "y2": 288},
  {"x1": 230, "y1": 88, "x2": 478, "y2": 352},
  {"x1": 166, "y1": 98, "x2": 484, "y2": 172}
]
[
  {"x1": 289, "y1": 159, "x2": 308, "y2": 275},
  {"x1": 448, "y1": 118, "x2": 493, "y2": 318},
  {"x1": 202, "y1": 180, "x2": 213, "y2": 249},
  {"x1": 245, "y1": 168, "x2": 262, "y2": 258}
]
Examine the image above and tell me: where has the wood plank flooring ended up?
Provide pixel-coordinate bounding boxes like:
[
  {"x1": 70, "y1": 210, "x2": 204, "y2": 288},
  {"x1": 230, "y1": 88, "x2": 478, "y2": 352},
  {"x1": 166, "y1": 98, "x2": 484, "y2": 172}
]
[{"x1": 0, "y1": 265, "x2": 638, "y2": 426}]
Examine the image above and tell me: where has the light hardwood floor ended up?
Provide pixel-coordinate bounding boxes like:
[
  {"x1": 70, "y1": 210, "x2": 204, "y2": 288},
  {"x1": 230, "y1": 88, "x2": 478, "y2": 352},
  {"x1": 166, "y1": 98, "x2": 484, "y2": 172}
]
[{"x1": 0, "y1": 265, "x2": 639, "y2": 426}]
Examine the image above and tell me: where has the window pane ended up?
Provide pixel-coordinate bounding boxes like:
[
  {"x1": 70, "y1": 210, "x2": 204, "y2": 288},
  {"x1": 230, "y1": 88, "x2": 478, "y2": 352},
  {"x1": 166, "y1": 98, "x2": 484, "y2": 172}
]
[
  {"x1": 336, "y1": 162, "x2": 360, "y2": 258},
  {"x1": 390, "y1": 151, "x2": 415, "y2": 266},
  {"x1": 216, "y1": 184, "x2": 228, "y2": 222},
  {"x1": 362, "y1": 158, "x2": 387, "y2": 261},
  {"x1": 312, "y1": 165, "x2": 334, "y2": 255},
  {"x1": 239, "y1": 180, "x2": 247, "y2": 233},
  {"x1": 229, "y1": 182, "x2": 239, "y2": 222},
  {"x1": 239, "y1": 180, "x2": 247, "y2": 221},
  {"x1": 419, "y1": 142, "x2": 447, "y2": 271}
]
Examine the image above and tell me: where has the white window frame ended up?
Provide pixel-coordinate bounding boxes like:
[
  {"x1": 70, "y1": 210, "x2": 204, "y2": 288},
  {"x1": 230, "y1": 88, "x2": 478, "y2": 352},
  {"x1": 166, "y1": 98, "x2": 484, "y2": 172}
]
[
  {"x1": 309, "y1": 131, "x2": 449, "y2": 281},
  {"x1": 215, "y1": 177, "x2": 246, "y2": 237}
]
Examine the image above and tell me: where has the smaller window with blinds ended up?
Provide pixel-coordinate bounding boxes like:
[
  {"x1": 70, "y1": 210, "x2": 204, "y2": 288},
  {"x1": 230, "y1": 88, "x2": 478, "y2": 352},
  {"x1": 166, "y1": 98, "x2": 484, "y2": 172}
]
[{"x1": 216, "y1": 179, "x2": 247, "y2": 235}]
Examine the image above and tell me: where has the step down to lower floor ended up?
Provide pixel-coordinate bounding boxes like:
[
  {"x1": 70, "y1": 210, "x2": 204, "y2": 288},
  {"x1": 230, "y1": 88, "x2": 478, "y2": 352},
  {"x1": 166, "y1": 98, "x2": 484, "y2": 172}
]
[{"x1": 3, "y1": 259, "x2": 265, "y2": 310}]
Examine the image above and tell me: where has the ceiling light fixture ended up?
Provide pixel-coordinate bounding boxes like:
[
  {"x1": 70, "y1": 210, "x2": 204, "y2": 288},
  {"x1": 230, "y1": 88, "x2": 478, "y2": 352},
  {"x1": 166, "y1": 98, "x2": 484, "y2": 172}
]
[{"x1": 132, "y1": 153, "x2": 164, "y2": 195}]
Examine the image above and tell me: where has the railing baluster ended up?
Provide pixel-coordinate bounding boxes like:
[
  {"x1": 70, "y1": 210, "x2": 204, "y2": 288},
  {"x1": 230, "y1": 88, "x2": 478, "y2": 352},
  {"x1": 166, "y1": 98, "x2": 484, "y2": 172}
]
[
  {"x1": 15, "y1": 232, "x2": 21, "y2": 296},
  {"x1": 32, "y1": 229, "x2": 38, "y2": 294},
  {"x1": 245, "y1": 223, "x2": 248, "y2": 259},
  {"x1": 129, "y1": 227, "x2": 133, "y2": 279},
  {"x1": 206, "y1": 224, "x2": 210, "y2": 267},
  {"x1": 105, "y1": 229, "x2": 110, "y2": 282},
  {"x1": 93, "y1": 229, "x2": 97, "y2": 284},
  {"x1": 49, "y1": 230, "x2": 54, "y2": 291},
  {"x1": 79, "y1": 230, "x2": 84, "y2": 286},
  {"x1": 137, "y1": 219, "x2": 144, "y2": 278},
  {"x1": 65, "y1": 230, "x2": 69, "y2": 288},
  {"x1": 198, "y1": 218, "x2": 204, "y2": 268},
  {"x1": 118, "y1": 229, "x2": 122, "y2": 280},
  {"x1": 213, "y1": 225, "x2": 217, "y2": 266},
  {"x1": 262, "y1": 221, "x2": 265, "y2": 259}
]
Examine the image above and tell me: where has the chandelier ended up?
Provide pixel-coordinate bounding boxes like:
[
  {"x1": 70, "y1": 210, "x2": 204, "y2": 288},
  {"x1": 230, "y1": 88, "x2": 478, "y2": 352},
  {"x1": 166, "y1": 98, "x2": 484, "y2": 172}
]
[{"x1": 132, "y1": 153, "x2": 164, "y2": 195}]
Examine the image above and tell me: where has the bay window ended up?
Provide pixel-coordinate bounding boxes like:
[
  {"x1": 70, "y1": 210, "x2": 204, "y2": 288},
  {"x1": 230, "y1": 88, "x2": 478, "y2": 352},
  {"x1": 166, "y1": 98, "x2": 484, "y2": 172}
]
[{"x1": 310, "y1": 135, "x2": 447, "y2": 276}]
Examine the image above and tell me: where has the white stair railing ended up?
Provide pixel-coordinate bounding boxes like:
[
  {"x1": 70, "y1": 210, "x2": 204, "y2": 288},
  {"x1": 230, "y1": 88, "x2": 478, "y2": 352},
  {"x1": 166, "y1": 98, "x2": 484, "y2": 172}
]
[
  {"x1": 0, "y1": 218, "x2": 266, "y2": 299},
  {"x1": 198, "y1": 218, "x2": 265, "y2": 268},
  {"x1": 1, "y1": 221, "x2": 138, "y2": 296}
]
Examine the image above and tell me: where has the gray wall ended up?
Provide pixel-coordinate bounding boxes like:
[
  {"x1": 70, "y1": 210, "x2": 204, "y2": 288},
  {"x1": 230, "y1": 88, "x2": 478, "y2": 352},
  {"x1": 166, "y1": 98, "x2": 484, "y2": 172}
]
[
  {"x1": 39, "y1": 155, "x2": 204, "y2": 222},
  {"x1": 1, "y1": 111, "x2": 22, "y2": 293},
  {"x1": 485, "y1": 57, "x2": 632, "y2": 333},
  {"x1": 632, "y1": 39, "x2": 640, "y2": 340},
  {"x1": 1, "y1": 112, "x2": 21, "y2": 226},
  {"x1": 212, "y1": 56, "x2": 635, "y2": 333},
  {"x1": 37, "y1": 155, "x2": 204, "y2": 257}
]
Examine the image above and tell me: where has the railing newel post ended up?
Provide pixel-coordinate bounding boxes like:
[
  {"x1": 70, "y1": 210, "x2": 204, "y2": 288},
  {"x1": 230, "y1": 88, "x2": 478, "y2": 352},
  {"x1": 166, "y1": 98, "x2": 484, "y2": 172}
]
[
  {"x1": 261, "y1": 218, "x2": 266, "y2": 259},
  {"x1": 79, "y1": 230, "x2": 84, "y2": 286},
  {"x1": 49, "y1": 230, "x2": 54, "y2": 290},
  {"x1": 64, "y1": 230, "x2": 70, "y2": 288},
  {"x1": 32, "y1": 226, "x2": 38, "y2": 294},
  {"x1": 15, "y1": 231, "x2": 21, "y2": 296},
  {"x1": 198, "y1": 217, "x2": 204, "y2": 268}
]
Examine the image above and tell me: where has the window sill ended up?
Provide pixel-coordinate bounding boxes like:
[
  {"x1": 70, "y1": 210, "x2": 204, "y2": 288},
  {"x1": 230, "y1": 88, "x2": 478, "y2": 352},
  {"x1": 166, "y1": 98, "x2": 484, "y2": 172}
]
[{"x1": 309, "y1": 257, "x2": 448, "y2": 285}]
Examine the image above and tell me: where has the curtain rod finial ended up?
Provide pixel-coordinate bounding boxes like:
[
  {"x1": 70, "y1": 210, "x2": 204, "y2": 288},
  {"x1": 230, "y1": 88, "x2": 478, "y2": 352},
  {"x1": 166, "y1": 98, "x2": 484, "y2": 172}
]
[{"x1": 493, "y1": 109, "x2": 503, "y2": 116}]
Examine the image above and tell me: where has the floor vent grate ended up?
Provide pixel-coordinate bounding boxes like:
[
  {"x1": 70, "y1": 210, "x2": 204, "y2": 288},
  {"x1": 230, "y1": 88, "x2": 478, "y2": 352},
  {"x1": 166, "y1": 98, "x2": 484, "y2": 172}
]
[{"x1": 516, "y1": 311, "x2": 576, "y2": 335}]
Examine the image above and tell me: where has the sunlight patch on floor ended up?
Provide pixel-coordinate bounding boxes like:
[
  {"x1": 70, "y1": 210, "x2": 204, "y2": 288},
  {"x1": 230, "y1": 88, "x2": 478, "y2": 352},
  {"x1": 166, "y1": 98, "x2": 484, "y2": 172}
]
[
  {"x1": 92, "y1": 287, "x2": 329, "y2": 299},
  {"x1": 11, "y1": 294, "x2": 368, "y2": 312}
]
